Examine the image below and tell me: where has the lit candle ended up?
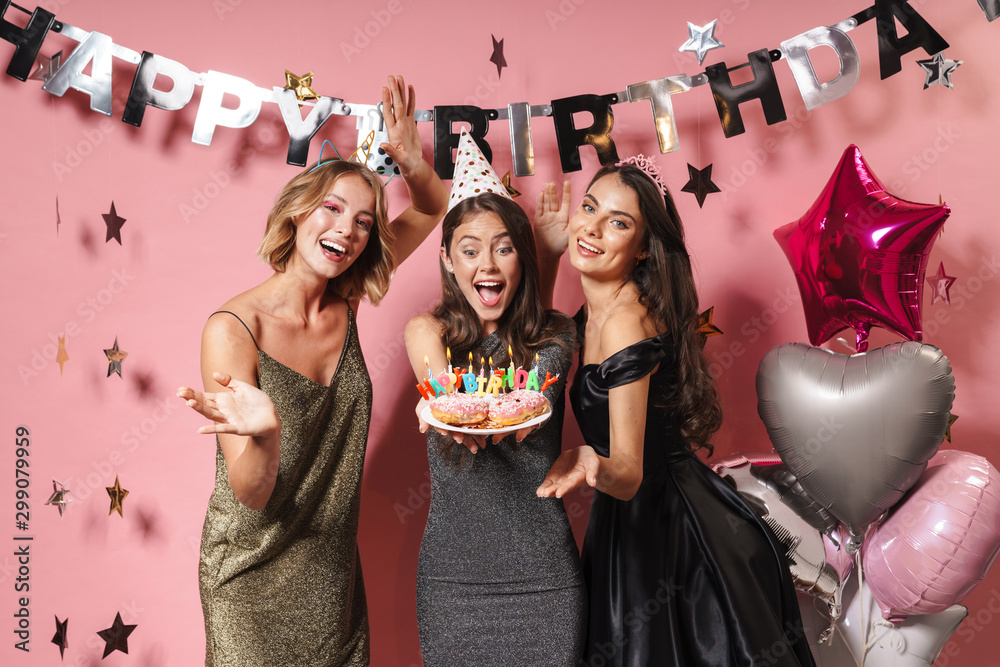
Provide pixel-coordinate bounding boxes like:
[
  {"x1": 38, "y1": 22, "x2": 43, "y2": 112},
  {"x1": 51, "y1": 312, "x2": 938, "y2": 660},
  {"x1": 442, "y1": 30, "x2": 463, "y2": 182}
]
[
  {"x1": 424, "y1": 356, "x2": 434, "y2": 380},
  {"x1": 446, "y1": 347, "x2": 453, "y2": 375},
  {"x1": 506, "y1": 344, "x2": 516, "y2": 390},
  {"x1": 468, "y1": 351, "x2": 474, "y2": 374},
  {"x1": 479, "y1": 357, "x2": 486, "y2": 378}
]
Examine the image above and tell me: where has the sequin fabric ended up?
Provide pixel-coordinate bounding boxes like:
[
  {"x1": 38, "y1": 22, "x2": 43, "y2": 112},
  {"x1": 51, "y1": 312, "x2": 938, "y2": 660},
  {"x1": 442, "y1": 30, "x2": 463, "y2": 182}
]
[
  {"x1": 416, "y1": 315, "x2": 587, "y2": 666},
  {"x1": 199, "y1": 308, "x2": 371, "y2": 666}
]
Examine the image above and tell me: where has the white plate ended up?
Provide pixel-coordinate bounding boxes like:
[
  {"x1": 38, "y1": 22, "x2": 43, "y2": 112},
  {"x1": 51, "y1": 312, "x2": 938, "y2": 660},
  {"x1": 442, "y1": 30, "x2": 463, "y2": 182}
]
[{"x1": 420, "y1": 402, "x2": 552, "y2": 436}]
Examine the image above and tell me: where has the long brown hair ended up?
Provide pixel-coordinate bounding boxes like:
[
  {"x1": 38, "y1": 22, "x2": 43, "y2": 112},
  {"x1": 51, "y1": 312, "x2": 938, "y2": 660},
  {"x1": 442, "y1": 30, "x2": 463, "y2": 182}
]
[
  {"x1": 587, "y1": 164, "x2": 722, "y2": 453},
  {"x1": 257, "y1": 159, "x2": 396, "y2": 304},
  {"x1": 432, "y1": 193, "x2": 568, "y2": 365}
]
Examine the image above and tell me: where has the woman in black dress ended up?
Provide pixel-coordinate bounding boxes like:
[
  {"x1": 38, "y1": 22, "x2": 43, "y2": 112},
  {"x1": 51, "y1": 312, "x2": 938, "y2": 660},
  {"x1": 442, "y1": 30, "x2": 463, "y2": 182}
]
[{"x1": 534, "y1": 163, "x2": 815, "y2": 667}]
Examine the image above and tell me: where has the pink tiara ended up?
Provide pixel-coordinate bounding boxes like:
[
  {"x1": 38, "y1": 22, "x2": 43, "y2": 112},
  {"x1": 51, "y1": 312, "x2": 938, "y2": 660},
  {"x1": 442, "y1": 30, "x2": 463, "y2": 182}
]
[{"x1": 617, "y1": 154, "x2": 667, "y2": 196}]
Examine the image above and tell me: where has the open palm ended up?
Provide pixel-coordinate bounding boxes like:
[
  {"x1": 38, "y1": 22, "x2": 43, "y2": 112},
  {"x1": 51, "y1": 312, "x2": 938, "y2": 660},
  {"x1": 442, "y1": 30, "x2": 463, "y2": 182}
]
[
  {"x1": 537, "y1": 445, "x2": 599, "y2": 498},
  {"x1": 178, "y1": 372, "x2": 280, "y2": 437}
]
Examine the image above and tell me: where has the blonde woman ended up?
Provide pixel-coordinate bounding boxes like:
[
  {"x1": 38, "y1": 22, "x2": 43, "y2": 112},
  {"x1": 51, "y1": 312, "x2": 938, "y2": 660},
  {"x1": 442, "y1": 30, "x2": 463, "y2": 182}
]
[{"x1": 178, "y1": 76, "x2": 447, "y2": 666}]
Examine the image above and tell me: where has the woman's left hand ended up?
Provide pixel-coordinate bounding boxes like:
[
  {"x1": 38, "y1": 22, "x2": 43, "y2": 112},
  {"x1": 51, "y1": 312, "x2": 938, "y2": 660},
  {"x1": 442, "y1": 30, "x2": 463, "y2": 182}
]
[
  {"x1": 536, "y1": 445, "x2": 600, "y2": 498},
  {"x1": 380, "y1": 75, "x2": 421, "y2": 176}
]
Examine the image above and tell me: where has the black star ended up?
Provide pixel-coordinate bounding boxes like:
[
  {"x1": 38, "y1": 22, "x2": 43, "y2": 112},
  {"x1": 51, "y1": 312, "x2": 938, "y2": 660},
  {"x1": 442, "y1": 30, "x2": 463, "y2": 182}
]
[
  {"x1": 97, "y1": 612, "x2": 136, "y2": 658},
  {"x1": 103, "y1": 201, "x2": 126, "y2": 245},
  {"x1": 680, "y1": 163, "x2": 721, "y2": 208},
  {"x1": 489, "y1": 34, "x2": 507, "y2": 79},
  {"x1": 52, "y1": 615, "x2": 68, "y2": 658}
]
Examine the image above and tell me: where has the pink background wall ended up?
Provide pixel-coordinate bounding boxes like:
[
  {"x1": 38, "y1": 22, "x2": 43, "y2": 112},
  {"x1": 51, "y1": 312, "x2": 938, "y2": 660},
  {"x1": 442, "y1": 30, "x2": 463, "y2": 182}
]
[{"x1": 1, "y1": 0, "x2": 998, "y2": 664}]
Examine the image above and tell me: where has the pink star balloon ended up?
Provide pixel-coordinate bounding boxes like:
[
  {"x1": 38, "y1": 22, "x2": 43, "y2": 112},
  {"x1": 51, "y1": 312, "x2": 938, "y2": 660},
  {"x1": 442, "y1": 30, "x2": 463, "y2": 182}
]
[{"x1": 774, "y1": 145, "x2": 949, "y2": 351}]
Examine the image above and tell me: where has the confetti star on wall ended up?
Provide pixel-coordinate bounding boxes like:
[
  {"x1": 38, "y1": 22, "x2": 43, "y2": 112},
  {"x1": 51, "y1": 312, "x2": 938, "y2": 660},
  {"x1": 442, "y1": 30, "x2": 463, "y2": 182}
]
[
  {"x1": 927, "y1": 261, "x2": 957, "y2": 305},
  {"x1": 697, "y1": 307, "x2": 724, "y2": 338},
  {"x1": 678, "y1": 20, "x2": 725, "y2": 65},
  {"x1": 46, "y1": 480, "x2": 72, "y2": 517},
  {"x1": 97, "y1": 612, "x2": 136, "y2": 657},
  {"x1": 52, "y1": 616, "x2": 68, "y2": 658},
  {"x1": 104, "y1": 337, "x2": 128, "y2": 378},
  {"x1": 501, "y1": 171, "x2": 521, "y2": 198},
  {"x1": 29, "y1": 50, "x2": 62, "y2": 82},
  {"x1": 103, "y1": 201, "x2": 126, "y2": 245},
  {"x1": 917, "y1": 52, "x2": 962, "y2": 90},
  {"x1": 490, "y1": 34, "x2": 507, "y2": 78},
  {"x1": 681, "y1": 163, "x2": 722, "y2": 208},
  {"x1": 283, "y1": 69, "x2": 319, "y2": 101},
  {"x1": 57, "y1": 334, "x2": 69, "y2": 375},
  {"x1": 945, "y1": 413, "x2": 959, "y2": 442},
  {"x1": 106, "y1": 475, "x2": 129, "y2": 517}
]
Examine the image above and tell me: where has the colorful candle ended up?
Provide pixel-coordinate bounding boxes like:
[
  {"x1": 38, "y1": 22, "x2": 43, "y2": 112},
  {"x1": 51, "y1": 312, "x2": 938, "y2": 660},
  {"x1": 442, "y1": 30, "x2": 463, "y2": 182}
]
[
  {"x1": 468, "y1": 351, "x2": 474, "y2": 374},
  {"x1": 506, "y1": 345, "x2": 516, "y2": 389},
  {"x1": 515, "y1": 368, "x2": 529, "y2": 389},
  {"x1": 446, "y1": 347, "x2": 453, "y2": 374},
  {"x1": 526, "y1": 370, "x2": 540, "y2": 391},
  {"x1": 462, "y1": 372, "x2": 478, "y2": 393},
  {"x1": 424, "y1": 355, "x2": 434, "y2": 380}
]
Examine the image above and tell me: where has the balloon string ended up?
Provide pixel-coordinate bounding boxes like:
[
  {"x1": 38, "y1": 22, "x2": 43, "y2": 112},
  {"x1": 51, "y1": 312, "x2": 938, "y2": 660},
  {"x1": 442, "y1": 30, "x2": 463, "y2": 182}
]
[
  {"x1": 812, "y1": 595, "x2": 862, "y2": 667},
  {"x1": 857, "y1": 550, "x2": 868, "y2": 666}
]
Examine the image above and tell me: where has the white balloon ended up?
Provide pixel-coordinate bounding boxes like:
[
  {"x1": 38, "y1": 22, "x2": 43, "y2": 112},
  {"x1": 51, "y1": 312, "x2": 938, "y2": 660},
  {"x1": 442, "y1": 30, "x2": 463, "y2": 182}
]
[{"x1": 798, "y1": 576, "x2": 967, "y2": 666}]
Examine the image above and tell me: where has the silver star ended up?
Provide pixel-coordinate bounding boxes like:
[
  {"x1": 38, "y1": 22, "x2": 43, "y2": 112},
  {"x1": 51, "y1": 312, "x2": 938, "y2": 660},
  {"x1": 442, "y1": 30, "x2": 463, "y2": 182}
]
[
  {"x1": 28, "y1": 51, "x2": 62, "y2": 82},
  {"x1": 678, "y1": 20, "x2": 725, "y2": 66},
  {"x1": 46, "y1": 480, "x2": 72, "y2": 517},
  {"x1": 917, "y1": 52, "x2": 962, "y2": 90}
]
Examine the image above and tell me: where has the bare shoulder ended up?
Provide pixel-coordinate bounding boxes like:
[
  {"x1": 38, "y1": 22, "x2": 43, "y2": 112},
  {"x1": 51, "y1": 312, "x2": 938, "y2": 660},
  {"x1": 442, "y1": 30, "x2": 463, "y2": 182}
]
[
  {"x1": 404, "y1": 312, "x2": 444, "y2": 345},
  {"x1": 598, "y1": 303, "x2": 657, "y2": 358}
]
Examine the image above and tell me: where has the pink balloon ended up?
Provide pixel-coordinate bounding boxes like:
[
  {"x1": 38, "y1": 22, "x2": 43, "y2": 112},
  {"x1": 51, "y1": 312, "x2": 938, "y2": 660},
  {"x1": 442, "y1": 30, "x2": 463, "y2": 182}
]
[
  {"x1": 863, "y1": 450, "x2": 1000, "y2": 621},
  {"x1": 773, "y1": 145, "x2": 949, "y2": 351}
]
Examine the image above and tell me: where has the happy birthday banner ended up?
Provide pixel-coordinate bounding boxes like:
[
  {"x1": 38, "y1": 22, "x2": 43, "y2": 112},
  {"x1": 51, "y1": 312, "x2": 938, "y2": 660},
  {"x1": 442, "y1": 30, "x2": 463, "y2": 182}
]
[{"x1": 1, "y1": 0, "x2": 997, "y2": 179}]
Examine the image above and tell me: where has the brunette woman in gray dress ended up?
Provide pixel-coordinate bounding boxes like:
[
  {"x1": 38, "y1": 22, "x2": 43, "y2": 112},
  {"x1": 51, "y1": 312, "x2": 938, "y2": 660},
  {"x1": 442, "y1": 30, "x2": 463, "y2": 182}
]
[{"x1": 404, "y1": 192, "x2": 585, "y2": 666}]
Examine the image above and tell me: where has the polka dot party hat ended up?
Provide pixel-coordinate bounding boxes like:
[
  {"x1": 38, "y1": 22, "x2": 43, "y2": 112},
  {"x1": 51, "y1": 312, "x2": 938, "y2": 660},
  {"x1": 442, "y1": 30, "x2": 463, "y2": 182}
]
[{"x1": 447, "y1": 130, "x2": 512, "y2": 212}]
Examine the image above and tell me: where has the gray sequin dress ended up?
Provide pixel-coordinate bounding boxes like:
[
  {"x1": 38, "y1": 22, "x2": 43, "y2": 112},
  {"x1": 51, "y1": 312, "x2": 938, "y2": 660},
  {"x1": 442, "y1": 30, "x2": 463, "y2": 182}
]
[
  {"x1": 199, "y1": 308, "x2": 370, "y2": 666},
  {"x1": 416, "y1": 315, "x2": 587, "y2": 666}
]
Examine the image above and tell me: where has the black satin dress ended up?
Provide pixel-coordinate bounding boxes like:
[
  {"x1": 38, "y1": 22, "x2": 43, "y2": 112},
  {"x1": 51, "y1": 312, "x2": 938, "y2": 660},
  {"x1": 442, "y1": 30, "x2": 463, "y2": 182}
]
[{"x1": 571, "y1": 313, "x2": 815, "y2": 667}]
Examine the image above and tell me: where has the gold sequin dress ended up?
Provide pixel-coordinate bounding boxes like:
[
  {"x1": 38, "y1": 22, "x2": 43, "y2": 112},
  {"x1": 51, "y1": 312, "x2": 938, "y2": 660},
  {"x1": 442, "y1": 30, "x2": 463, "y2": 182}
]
[{"x1": 199, "y1": 308, "x2": 370, "y2": 666}]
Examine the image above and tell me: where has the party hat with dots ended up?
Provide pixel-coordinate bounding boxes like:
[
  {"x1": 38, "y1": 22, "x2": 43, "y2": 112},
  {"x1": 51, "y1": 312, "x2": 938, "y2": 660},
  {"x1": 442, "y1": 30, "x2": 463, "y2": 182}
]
[{"x1": 447, "y1": 131, "x2": 511, "y2": 212}]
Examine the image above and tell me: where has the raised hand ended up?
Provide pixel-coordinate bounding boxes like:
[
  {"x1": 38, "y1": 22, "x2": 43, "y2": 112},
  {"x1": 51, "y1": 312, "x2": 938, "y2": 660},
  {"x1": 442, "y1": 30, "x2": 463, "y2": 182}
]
[
  {"x1": 178, "y1": 371, "x2": 280, "y2": 437},
  {"x1": 534, "y1": 180, "x2": 572, "y2": 258},
  {"x1": 536, "y1": 445, "x2": 600, "y2": 498},
  {"x1": 379, "y1": 74, "x2": 422, "y2": 177}
]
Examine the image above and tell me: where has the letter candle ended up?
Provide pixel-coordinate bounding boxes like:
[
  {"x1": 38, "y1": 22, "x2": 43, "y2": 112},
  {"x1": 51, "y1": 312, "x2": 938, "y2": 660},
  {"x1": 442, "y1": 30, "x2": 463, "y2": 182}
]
[
  {"x1": 526, "y1": 352, "x2": 540, "y2": 390},
  {"x1": 503, "y1": 344, "x2": 515, "y2": 389}
]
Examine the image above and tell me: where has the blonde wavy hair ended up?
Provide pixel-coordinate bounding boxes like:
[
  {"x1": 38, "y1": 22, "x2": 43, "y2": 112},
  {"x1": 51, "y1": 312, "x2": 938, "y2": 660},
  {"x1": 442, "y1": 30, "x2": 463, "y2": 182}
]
[{"x1": 257, "y1": 160, "x2": 396, "y2": 304}]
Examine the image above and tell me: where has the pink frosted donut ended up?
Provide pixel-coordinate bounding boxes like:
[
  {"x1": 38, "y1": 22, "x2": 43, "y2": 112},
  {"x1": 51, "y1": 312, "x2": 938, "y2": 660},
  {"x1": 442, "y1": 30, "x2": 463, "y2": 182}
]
[
  {"x1": 489, "y1": 390, "x2": 549, "y2": 426},
  {"x1": 429, "y1": 393, "x2": 488, "y2": 425}
]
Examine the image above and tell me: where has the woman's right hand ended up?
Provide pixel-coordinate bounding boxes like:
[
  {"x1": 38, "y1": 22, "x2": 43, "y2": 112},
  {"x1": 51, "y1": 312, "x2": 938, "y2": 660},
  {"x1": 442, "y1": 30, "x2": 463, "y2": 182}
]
[
  {"x1": 178, "y1": 371, "x2": 280, "y2": 437},
  {"x1": 536, "y1": 445, "x2": 600, "y2": 498},
  {"x1": 415, "y1": 398, "x2": 485, "y2": 454},
  {"x1": 534, "y1": 180, "x2": 572, "y2": 258}
]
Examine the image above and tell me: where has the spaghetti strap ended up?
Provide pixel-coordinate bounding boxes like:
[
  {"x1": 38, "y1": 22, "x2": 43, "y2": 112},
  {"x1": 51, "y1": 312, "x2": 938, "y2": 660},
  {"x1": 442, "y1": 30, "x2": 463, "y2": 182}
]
[{"x1": 211, "y1": 310, "x2": 260, "y2": 350}]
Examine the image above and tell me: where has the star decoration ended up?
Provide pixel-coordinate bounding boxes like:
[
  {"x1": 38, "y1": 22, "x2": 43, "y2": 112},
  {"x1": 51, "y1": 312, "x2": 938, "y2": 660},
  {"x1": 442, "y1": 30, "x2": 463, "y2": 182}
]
[
  {"x1": 927, "y1": 262, "x2": 957, "y2": 305},
  {"x1": 56, "y1": 334, "x2": 69, "y2": 375},
  {"x1": 680, "y1": 163, "x2": 722, "y2": 208},
  {"x1": 945, "y1": 413, "x2": 958, "y2": 443},
  {"x1": 104, "y1": 337, "x2": 128, "y2": 378},
  {"x1": 678, "y1": 20, "x2": 725, "y2": 65},
  {"x1": 102, "y1": 201, "x2": 126, "y2": 245},
  {"x1": 283, "y1": 69, "x2": 319, "y2": 101},
  {"x1": 489, "y1": 34, "x2": 507, "y2": 78},
  {"x1": 97, "y1": 612, "x2": 136, "y2": 658},
  {"x1": 773, "y1": 145, "x2": 949, "y2": 351},
  {"x1": 106, "y1": 475, "x2": 129, "y2": 517},
  {"x1": 29, "y1": 50, "x2": 62, "y2": 82},
  {"x1": 500, "y1": 171, "x2": 521, "y2": 198},
  {"x1": 697, "y1": 307, "x2": 724, "y2": 338},
  {"x1": 917, "y1": 52, "x2": 962, "y2": 90},
  {"x1": 52, "y1": 615, "x2": 68, "y2": 658},
  {"x1": 46, "y1": 480, "x2": 72, "y2": 516}
]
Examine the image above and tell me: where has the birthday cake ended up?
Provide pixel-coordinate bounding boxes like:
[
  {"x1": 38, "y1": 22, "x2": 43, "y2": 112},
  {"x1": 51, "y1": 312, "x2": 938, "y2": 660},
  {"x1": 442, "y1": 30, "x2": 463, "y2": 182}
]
[{"x1": 417, "y1": 351, "x2": 557, "y2": 429}]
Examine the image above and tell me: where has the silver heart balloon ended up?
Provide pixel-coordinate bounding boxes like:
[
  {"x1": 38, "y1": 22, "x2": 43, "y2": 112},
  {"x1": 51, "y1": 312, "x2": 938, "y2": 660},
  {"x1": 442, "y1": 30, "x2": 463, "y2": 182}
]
[{"x1": 756, "y1": 342, "x2": 954, "y2": 542}]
